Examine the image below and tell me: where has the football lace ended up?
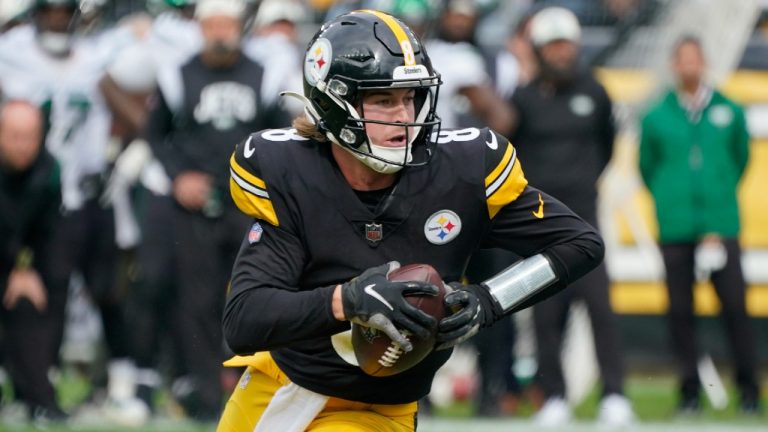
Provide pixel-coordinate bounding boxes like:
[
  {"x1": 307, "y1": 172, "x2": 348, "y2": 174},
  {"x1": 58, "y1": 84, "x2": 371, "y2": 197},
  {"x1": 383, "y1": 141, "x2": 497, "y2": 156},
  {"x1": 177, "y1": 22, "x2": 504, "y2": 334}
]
[{"x1": 378, "y1": 337, "x2": 408, "y2": 367}]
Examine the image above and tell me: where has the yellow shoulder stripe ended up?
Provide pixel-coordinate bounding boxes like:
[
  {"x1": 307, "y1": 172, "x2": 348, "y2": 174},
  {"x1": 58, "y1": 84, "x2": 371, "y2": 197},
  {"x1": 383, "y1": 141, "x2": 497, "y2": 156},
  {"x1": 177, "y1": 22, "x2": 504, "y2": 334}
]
[
  {"x1": 485, "y1": 144, "x2": 527, "y2": 219},
  {"x1": 230, "y1": 153, "x2": 267, "y2": 190},
  {"x1": 485, "y1": 143, "x2": 513, "y2": 189},
  {"x1": 359, "y1": 9, "x2": 416, "y2": 66},
  {"x1": 228, "y1": 153, "x2": 279, "y2": 226},
  {"x1": 230, "y1": 179, "x2": 279, "y2": 227}
]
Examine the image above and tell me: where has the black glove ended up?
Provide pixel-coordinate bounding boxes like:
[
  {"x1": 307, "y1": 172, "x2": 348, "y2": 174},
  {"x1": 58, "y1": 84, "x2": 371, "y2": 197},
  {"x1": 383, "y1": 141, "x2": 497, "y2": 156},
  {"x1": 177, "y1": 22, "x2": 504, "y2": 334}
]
[
  {"x1": 341, "y1": 261, "x2": 439, "y2": 352},
  {"x1": 435, "y1": 282, "x2": 503, "y2": 350}
]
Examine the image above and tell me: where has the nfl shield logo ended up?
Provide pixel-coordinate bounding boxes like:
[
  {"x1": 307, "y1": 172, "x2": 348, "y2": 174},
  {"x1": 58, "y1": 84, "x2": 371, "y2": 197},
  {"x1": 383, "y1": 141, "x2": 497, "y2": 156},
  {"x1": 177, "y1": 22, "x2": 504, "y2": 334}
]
[
  {"x1": 248, "y1": 222, "x2": 263, "y2": 244},
  {"x1": 365, "y1": 222, "x2": 383, "y2": 244}
]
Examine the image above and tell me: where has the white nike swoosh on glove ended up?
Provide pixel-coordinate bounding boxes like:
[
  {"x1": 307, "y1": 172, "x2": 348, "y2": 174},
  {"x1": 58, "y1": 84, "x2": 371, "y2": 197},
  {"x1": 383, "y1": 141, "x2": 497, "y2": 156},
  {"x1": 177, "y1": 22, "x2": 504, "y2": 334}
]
[{"x1": 364, "y1": 284, "x2": 394, "y2": 311}]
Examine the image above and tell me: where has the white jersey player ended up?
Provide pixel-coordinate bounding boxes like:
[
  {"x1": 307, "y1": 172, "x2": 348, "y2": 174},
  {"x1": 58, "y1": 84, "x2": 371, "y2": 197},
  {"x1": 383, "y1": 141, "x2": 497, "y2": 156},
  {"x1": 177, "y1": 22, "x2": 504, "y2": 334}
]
[
  {"x1": 424, "y1": 3, "x2": 512, "y2": 133},
  {"x1": 242, "y1": 0, "x2": 305, "y2": 112},
  {"x1": 0, "y1": 21, "x2": 117, "y2": 210},
  {"x1": 0, "y1": 1, "x2": 146, "y2": 424},
  {"x1": 101, "y1": 0, "x2": 203, "y2": 203}
]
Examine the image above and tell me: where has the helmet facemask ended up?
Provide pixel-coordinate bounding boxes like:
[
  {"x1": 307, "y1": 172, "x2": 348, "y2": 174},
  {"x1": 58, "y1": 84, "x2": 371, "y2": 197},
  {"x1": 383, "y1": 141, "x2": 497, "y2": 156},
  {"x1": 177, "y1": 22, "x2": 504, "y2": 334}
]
[
  {"x1": 297, "y1": 11, "x2": 443, "y2": 174},
  {"x1": 315, "y1": 74, "x2": 441, "y2": 174}
]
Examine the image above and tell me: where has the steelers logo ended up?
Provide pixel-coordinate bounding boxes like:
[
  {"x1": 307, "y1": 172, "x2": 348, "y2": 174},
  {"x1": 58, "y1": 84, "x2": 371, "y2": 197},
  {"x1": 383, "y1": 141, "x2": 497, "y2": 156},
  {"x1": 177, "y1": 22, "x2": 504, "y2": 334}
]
[
  {"x1": 304, "y1": 38, "x2": 332, "y2": 87},
  {"x1": 424, "y1": 210, "x2": 462, "y2": 245}
]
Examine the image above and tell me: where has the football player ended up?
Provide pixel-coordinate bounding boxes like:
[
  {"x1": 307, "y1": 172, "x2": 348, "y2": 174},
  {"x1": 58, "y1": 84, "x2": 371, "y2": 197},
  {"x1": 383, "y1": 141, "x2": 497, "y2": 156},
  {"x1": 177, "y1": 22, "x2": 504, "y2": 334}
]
[{"x1": 218, "y1": 10, "x2": 604, "y2": 432}]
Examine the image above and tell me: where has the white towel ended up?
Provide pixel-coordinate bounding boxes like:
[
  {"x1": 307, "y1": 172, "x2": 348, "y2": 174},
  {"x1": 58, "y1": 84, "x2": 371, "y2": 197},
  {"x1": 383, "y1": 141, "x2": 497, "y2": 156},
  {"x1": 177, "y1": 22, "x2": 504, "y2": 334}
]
[{"x1": 254, "y1": 382, "x2": 329, "y2": 432}]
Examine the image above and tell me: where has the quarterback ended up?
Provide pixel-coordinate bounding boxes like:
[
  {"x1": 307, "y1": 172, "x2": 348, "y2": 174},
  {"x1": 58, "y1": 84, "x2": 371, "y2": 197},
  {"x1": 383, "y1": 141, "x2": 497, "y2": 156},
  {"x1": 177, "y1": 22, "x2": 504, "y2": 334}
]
[{"x1": 218, "y1": 10, "x2": 603, "y2": 432}]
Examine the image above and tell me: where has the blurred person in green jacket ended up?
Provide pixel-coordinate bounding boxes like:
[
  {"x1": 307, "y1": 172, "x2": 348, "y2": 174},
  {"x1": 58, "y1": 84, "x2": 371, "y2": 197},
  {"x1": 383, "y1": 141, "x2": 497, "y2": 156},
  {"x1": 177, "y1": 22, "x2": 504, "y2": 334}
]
[{"x1": 639, "y1": 35, "x2": 760, "y2": 415}]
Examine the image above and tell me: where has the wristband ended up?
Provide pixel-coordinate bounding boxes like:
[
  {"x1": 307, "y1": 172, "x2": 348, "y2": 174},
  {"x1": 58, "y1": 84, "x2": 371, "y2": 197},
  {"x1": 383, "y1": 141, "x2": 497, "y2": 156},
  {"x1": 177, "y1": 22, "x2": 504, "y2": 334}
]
[{"x1": 483, "y1": 254, "x2": 558, "y2": 312}]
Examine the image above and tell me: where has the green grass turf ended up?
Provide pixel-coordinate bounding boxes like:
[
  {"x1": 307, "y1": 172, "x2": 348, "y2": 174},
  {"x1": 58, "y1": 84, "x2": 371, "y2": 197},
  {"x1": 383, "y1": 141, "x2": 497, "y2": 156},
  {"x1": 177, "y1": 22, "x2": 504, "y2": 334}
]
[
  {"x1": 1, "y1": 373, "x2": 765, "y2": 431},
  {"x1": 431, "y1": 373, "x2": 767, "y2": 425}
]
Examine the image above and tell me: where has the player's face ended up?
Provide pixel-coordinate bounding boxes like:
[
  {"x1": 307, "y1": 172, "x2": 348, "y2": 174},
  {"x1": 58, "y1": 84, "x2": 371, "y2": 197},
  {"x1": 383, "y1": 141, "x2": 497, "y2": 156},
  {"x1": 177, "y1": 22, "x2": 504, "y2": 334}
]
[
  {"x1": 673, "y1": 42, "x2": 705, "y2": 86},
  {"x1": 361, "y1": 88, "x2": 416, "y2": 148},
  {"x1": 439, "y1": 10, "x2": 477, "y2": 43},
  {"x1": 0, "y1": 106, "x2": 43, "y2": 171},
  {"x1": 200, "y1": 15, "x2": 241, "y2": 55},
  {"x1": 36, "y1": 5, "x2": 76, "y2": 34},
  {"x1": 539, "y1": 39, "x2": 579, "y2": 73}
]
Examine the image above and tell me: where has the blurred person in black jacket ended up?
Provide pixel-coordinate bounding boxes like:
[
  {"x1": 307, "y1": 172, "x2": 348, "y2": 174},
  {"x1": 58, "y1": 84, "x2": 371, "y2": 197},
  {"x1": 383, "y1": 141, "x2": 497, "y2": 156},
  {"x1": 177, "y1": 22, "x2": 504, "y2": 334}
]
[
  {"x1": 0, "y1": 100, "x2": 65, "y2": 423},
  {"x1": 506, "y1": 7, "x2": 633, "y2": 427},
  {"x1": 142, "y1": 0, "x2": 269, "y2": 420}
]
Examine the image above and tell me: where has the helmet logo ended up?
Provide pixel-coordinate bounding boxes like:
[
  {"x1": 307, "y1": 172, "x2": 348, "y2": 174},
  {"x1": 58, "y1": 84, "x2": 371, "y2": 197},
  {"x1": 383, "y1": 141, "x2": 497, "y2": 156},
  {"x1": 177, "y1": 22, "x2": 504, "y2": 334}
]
[{"x1": 305, "y1": 38, "x2": 333, "y2": 87}]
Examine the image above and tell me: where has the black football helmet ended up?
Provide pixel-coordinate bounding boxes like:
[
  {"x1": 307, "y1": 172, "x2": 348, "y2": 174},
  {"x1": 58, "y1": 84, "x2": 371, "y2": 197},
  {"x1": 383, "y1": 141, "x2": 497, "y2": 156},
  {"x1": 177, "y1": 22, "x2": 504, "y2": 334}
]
[{"x1": 300, "y1": 10, "x2": 441, "y2": 173}]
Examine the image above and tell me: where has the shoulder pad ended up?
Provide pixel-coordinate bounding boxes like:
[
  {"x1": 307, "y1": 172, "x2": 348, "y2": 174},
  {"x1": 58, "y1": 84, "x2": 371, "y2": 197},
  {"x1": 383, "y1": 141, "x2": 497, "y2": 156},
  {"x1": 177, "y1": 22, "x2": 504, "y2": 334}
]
[
  {"x1": 482, "y1": 128, "x2": 528, "y2": 219},
  {"x1": 229, "y1": 132, "x2": 280, "y2": 226}
]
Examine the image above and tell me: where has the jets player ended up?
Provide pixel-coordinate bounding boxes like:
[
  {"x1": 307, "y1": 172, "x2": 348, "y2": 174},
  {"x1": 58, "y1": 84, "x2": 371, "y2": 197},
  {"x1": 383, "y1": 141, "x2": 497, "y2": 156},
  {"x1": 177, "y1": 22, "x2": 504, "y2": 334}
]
[
  {"x1": 218, "y1": 10, "x2": 604, "y2": 431},
  {"x1": 96, "y1": 0, "x2": 202, "y2": 416}
]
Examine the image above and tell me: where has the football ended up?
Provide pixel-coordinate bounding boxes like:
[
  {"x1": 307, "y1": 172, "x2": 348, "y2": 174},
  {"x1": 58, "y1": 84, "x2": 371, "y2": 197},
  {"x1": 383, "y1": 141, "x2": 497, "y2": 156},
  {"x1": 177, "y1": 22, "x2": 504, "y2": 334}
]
[{"x1": 352, "y1": 263, "x2": 447, "y2": 377}]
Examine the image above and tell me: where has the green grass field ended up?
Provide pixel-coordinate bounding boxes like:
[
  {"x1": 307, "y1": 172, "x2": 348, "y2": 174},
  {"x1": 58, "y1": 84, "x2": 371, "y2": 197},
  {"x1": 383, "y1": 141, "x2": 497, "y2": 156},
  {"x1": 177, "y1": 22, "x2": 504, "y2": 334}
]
[{"x1": 2, "y1": 372, "x2": 766, "y2": 431}]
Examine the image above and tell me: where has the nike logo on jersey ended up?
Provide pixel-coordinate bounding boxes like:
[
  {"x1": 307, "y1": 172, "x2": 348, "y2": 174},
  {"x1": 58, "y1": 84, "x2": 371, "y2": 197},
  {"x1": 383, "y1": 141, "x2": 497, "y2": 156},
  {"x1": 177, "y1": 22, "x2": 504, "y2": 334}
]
[
  {"x1": 485, "y1": 131, "x2": 498, "y2": 150},
  {"x1": 364, "y1": 284, "x2": 394, "y2": 311},
  {"x1": 532, "y1": 193, "x2": 544, "y2": 219},
  {"x1": 243, "y1": 136, "x2": 255, "y2": 158}
]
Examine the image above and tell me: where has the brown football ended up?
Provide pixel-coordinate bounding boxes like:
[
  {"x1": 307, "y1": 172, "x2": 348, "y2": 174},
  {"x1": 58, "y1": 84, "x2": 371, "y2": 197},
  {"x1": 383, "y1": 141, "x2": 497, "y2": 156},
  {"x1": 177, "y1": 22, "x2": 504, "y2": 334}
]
[{"x1": 352, "y1": 263, "x2": 447, "y2": 377}]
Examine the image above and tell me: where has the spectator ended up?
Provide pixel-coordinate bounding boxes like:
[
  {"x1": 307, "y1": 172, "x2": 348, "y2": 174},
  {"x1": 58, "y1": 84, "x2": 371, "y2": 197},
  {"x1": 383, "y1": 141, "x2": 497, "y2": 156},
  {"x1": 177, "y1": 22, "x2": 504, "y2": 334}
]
[
  {"x1": 639, "y1": 35, "x2": 761, "y2": 414},
  {"x1": 0, "y1": 100, "x2": 64, "y2": 423},
  {"x1": 143, "y1": 0, "x2": 269, "y2": 420},
  {"x1": 425, "y1": 0, "x2": 513, "y2": 132},
  {"x1": 506, "y1": 7, "x2": 634, "y2": 426}
]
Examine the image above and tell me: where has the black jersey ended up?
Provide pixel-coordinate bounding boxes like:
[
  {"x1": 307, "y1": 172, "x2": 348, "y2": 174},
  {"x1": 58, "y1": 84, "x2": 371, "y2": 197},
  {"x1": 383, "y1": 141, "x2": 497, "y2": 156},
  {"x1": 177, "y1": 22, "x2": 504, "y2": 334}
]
[
  {"x1": 509, "y1": 71, "x2": 614, "y2": 219},
  {"x1": 145, "y1": 54, "x2": 268, "y2": 192},
  {"x1": 0, "y1": 151, "x2": 60, "y2": 273},
  {"x1": 224, "y1": 126, "x2": 603, "y2": 404}
]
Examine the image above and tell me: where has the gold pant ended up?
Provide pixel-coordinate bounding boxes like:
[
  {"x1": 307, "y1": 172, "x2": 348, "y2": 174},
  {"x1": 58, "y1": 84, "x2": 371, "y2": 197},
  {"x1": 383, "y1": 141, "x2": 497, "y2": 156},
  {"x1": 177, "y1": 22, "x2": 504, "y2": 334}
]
[{"x1": 216, "y1": 352, "x2": 417, "y2": 432}]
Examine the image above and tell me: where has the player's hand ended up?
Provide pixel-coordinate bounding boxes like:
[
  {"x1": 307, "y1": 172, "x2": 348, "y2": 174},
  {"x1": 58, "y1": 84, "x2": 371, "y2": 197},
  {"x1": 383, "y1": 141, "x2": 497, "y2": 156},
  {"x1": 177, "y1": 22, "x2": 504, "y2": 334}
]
[
  {"x1": 435, "y1": 282, "x2": 501, "y2": 350},
  {"x1": 173, "y1": 171, "x2": 212, "y2": 210},
  {"x1": 3, "y1": 269, "x2": 48, "y2": 312},
  {"x1": 341, "y1": 261, "x2": 439, "y2": 353}
]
